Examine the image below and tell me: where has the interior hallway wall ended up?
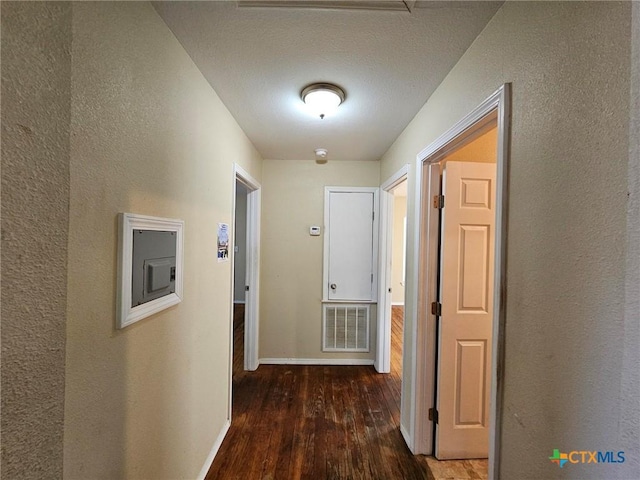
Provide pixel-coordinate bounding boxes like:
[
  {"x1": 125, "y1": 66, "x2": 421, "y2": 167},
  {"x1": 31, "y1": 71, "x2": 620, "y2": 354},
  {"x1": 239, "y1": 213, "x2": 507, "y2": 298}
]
[
  {"x1": 260, "y1": 159, "x2": 379, "y2": 361},
  {"x1": 379, "y1": 2, "x2": 636, "y2": 478},
  {"x1": 622, "y1": 0, "x2": 640, "y2": 473},
  {"x1": 65, "y1": 3, "x2": 262, "y2": 479},
  {"x1": 1, "y1": 3, "x2": 71, "y2": 478},
  {"x1": 391, "y1": 195, "x2": 407, "y2": 305}
]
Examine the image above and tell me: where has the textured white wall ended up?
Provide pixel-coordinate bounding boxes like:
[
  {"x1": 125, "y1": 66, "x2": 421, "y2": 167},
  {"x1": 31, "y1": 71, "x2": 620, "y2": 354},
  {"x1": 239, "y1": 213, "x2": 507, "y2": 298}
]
[
  {"x1": 1, "y1": 3, "x2": 70, "y2": 478},
  {"x1": 65, "y1": 3, "x2": 262, "y2": 479},
  {"x1": 380, "y1": 2, "x2": 636, "y2": 478},
  {"x1": 621, "y1": 1, "x2": 640, "y2": 475},
  {"x1": 260, "y1": 159, "x2": 379, "y2": 360}
]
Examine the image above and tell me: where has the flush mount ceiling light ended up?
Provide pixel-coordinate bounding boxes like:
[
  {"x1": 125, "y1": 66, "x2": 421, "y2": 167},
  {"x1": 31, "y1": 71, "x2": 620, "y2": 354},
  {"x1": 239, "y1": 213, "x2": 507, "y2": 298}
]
[{"x1": 301, "y1": 83, "x2": 346, "y2": 119}]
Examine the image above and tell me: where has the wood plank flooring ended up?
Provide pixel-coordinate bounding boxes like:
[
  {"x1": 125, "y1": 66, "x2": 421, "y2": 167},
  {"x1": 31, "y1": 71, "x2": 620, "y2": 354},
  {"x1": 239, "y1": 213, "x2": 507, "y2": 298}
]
[{"x1": 212, "y1": 305, "x2": 486, "y2": 480}]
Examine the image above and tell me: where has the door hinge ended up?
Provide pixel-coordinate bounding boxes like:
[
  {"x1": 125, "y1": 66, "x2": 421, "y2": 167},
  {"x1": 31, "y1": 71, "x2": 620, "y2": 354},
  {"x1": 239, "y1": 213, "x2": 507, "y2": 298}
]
[
  {"x1": 372, "y1": 210, "x2": 375, "y2": 221},
  {"x1": 433, "y1": 195, "x2": 444, "y2": 209},
  {"x1": 429, "y1": 407, "x2": 439, "y2": 424},
  {"x1": 371, "y1": 273, "x2": 374, "y2": 283},
  {"x1": 245, "y1": 285, "x2": 250, "y2": 292},
  {"x1": 431, "y1": 301, "x2": 442, "y2": 316}
]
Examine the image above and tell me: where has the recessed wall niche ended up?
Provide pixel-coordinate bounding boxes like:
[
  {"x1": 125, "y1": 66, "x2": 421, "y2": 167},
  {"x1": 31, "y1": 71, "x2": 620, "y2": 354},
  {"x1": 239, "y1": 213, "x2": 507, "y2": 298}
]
[{"x1": 117, "y1": 213, "x2": 184, "y2": 329}]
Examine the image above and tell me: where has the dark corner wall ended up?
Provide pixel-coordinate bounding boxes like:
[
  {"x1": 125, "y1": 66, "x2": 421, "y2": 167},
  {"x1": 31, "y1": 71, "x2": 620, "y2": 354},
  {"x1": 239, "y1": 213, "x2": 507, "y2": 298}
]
[{"x1": 1, "y1": 2, "x2": 71, "y2": 479}]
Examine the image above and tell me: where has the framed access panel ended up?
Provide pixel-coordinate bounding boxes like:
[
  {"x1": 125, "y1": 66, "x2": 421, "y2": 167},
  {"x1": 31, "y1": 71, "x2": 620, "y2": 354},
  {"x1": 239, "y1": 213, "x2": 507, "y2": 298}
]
[{"x1": 117, "y1": 213, "x2": 184, "y2": 329}]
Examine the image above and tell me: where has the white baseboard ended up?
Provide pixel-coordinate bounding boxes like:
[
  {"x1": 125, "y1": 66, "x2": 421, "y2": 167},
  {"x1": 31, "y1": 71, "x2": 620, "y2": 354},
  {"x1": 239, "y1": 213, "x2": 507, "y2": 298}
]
[
  {"x1": 400, "y1": 423, "x2": 414, "y2": 454},
  {"x1": 233, "y1": 300, "x2": 245, "y2": 305},
  {"x1": 259, "y1": 358, "x2": 375, "y2": 366},
  {"x1": 391, "y1": 302, "x2": 405, "y2": 306},
  {"x1": 196, "y1": 419, "x2": 230, "y2": 480}
]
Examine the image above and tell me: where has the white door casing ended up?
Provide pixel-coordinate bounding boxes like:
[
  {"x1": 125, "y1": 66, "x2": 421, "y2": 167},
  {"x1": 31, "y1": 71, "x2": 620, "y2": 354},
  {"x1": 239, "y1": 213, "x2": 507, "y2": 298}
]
[
  {"x1": 377, "y1": 165, "x2": 409, "y2": 373},
  {"x1": 229, "y1": 164, "x2": 261, "y2": 424},
  {"x1": 324, "y1": 187, "x2": 379, "y2": 302},
  {"x1": 435, "y1": 161, "x2": 496, "y2": 459},
  {"x1": 408, "y1": 86, "x2": 510, "y2": 473}
]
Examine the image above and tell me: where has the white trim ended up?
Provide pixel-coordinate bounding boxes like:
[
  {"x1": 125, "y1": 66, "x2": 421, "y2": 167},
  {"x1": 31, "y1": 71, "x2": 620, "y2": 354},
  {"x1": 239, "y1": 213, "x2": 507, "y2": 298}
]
[
  {"x1": 380, "y1": 164, "x2": 410, "y2": 191},
  {"x1": 376, "y1": 164, "x2": 409, "y2": 374},
  {"x1": 233, "y1": 300, "x2": 246, "y2": 305},
  {"x1": 259, "y1": 358, "x2": 375, "y2": 366},
  {"x1": 400, "y1": 423, "x2": 414, "y2": 453},
  {"x1": 196, "y1": 419, "x2": 231, "y2": 480},
  {"x1": 322, "y1": 186, "x2": 380, "y2": 302},
  {"x1": 116, "y1": 213, "x2": 184, "y2": 329},
  {"x1": 412, "y1": 162, "x2": 441, "y2": 455},
  {"x1": 245, "y1": 188, "x2": 261, "y2": 371},
  {"x1": 234, "y1": 164, "x2": 260, "y2": 191},
  {"x1": 408, "y1": 84, "x2": 510, "y2": 472},
  {"x1": 232, "y1": 164, "x2": 261, "y2": 374},
  {"x1": 415, "y1": 90, "x2": 502, "y2": 163},
  {"x1": 489, "y1": 84, "x2": 511, "y2": 480},
  {"x1": 391, "y1": 302, "x2": 405, "y2": 306}
]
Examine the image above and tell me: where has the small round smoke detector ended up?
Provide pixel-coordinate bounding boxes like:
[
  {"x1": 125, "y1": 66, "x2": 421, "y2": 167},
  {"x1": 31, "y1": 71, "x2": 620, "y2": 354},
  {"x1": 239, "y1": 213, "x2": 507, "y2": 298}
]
[{"x1": 315, "y1": 148, "x2": 328, "y2": 164}]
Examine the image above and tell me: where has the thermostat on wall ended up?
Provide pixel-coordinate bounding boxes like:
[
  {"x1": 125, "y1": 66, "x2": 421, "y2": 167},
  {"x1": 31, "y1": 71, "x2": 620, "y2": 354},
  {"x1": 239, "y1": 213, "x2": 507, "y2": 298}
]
[{"x1": 310, "y1": 226, "x2": 321, "y2": 236}]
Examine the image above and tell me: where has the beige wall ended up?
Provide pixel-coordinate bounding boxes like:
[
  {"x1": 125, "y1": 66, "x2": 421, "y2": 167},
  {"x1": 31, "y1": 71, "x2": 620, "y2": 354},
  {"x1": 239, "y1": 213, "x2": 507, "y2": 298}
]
[
  {"x1": 65, "y1": 3, "x2": 262, "y2": 479},
  {"x1": 260, "y1": 160, "x2": 379, "y2": 360},
  {"x1": 391, "y1": 195, "x2": 407, "y2": 305},
  {"x1": 1, "y1": 3, "x2": 70, "y2": 478},
  {"x1": 380, "y1": 2, "x2": 636, "y2": 478},
  {"x1": 445, "y1": 127, "x2": 497, "y2": 164}
]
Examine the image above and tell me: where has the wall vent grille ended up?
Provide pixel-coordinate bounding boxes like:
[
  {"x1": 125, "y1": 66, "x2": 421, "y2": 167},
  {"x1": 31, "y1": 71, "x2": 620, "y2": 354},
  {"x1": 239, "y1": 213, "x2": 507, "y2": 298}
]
[{"x1": 323, "y1": 304, "x2": 369, "y2": 352}]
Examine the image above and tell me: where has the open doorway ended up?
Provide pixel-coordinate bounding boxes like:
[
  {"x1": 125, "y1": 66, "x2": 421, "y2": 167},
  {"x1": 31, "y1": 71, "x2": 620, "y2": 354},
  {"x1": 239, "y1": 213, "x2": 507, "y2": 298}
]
[
  {"x1": 410, "y1": 85, "x2": 510, "y2": 479},
  {"x1": 233, "y1": 182, "x2": 248, "y2": 381},
  {"x1": 433, "y1": 126, "x2": 498, "y2": 463},
  {"x1": 390, "y1": 182, "x2": 407, "y2": 383},
  {"x1": 228, "y1": 164, "x2": 261, "y2": 421},
  {"x1": 377, "y1": 165, "x2": 409, "y2": 375}
]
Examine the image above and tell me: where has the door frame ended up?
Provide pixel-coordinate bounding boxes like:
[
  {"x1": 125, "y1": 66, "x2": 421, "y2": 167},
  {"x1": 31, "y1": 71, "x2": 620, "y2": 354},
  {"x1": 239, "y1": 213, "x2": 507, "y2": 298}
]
[
  {"x1": 230, "y1": 165, "x2": 261, "y2": 400},
  {"x1": 376, "y1": 164, "x2": 409, "y2": 373},
  {"x1": 411, "y1": 84, "x2": 510, "y2": 478}
]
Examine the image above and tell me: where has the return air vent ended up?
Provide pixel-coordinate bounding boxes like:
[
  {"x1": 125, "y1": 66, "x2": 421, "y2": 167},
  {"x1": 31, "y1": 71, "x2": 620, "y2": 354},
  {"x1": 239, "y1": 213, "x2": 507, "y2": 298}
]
[{"x1": 323, "y1": 304, "x2": 369, "y2": 352}]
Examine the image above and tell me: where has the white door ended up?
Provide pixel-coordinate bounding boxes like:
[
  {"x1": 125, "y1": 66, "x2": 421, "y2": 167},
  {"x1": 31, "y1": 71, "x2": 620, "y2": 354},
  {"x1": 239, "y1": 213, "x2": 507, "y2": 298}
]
[
  {"x1": 328, "y1": 191, "x2": 375, "y2": 301},
  {"x1": 435, "y1": 161, "x2": 496, "y2": 459}
]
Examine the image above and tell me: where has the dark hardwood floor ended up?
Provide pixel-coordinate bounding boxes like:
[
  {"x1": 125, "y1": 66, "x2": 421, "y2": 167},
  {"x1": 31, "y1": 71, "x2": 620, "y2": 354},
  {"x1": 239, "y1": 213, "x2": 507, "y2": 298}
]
[
  {"x1": 207, "y1": 304, "x2": 427, "y2": 479},
  {"x1": 233, "y1": 303, "x2": 245, "y2": 380},
  {"x1": 218, "y1": 304, "x2": 488, "y2": 480}
]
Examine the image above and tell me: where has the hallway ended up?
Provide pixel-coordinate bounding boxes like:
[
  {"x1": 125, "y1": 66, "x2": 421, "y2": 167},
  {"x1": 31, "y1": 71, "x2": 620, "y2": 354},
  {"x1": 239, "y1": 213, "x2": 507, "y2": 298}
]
[
  {"x1": 210, "y1": 306, "x2": 487, "y2": 479},
  {"x1": 207, "y1": 306, "x2": 423, "y2": 479}
]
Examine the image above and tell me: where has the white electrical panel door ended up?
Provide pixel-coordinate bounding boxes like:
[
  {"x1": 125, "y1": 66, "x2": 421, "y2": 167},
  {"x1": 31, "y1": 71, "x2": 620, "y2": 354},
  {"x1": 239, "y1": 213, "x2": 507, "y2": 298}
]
[{"x1": 327, "y1": 190, "x2": 376, "y2": 301}]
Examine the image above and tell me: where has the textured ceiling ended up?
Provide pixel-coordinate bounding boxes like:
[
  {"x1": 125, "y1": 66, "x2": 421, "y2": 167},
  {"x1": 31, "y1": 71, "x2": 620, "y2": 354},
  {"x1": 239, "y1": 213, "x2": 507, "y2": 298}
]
[{"x1": 153, "y1": 1, "x2": 502, "y2": 161}]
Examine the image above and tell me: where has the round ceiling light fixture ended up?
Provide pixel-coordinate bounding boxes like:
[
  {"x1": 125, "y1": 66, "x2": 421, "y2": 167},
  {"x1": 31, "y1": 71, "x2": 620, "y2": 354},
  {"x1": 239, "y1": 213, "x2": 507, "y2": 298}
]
[{"x1": 301, "y1": 83, "x2": 346, "y2": 119}]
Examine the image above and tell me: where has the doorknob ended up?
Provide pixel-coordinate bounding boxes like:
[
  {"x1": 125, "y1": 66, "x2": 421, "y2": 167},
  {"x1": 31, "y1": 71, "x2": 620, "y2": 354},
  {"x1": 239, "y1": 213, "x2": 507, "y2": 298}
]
[{"x1": 330, "y1": 283, "x2": 337, "y2": 290}]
